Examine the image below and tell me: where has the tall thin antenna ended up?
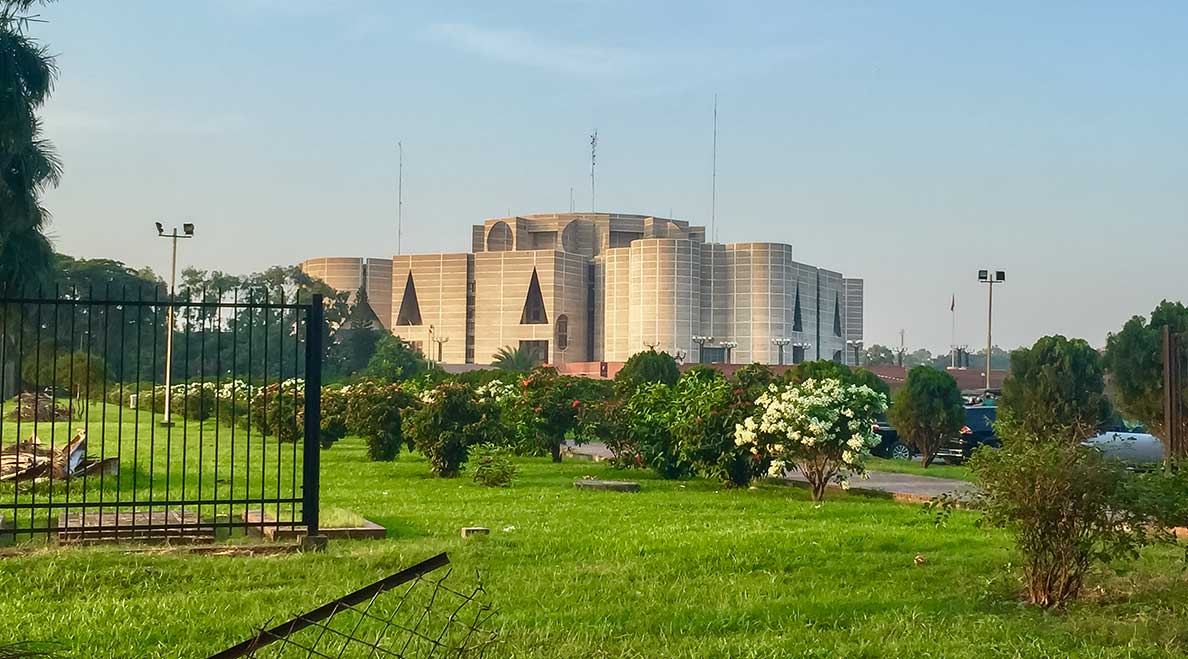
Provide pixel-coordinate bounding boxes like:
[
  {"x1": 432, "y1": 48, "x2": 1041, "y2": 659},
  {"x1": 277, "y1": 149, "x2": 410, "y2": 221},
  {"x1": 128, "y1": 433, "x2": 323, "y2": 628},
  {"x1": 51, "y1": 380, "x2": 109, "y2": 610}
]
[
  {"x1": 589, "y1": 129, "x2": 598, "y2": 212},
  {"x1": 711, "y1": 93, "x2": 718, "y2": 243},
  {"x1": 397, "y1": 141, "x2": 403, "y2": 255}
]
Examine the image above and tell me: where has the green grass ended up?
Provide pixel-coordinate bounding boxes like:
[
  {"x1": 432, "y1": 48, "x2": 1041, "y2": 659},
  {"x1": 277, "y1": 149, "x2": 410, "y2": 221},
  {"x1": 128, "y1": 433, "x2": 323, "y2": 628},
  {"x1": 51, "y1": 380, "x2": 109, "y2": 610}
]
[
  {"x1": 867, "y1": 457, "x2": 971, "y2": 480},
  {"x1": 1, "y1": 411, "x2": 1187, "y2": 658}
]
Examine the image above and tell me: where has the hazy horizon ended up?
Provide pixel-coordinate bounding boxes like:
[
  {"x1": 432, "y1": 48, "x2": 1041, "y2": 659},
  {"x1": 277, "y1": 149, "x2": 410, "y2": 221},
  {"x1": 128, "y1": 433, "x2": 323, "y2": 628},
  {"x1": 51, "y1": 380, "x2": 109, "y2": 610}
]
[{"x1": 34, "y1": 1, "x2": 1187, "y2": 353}]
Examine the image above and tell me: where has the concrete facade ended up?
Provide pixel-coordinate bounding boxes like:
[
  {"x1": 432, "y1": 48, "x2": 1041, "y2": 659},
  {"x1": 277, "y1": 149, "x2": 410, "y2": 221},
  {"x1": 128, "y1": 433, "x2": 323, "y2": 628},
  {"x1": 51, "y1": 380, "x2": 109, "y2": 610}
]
[{"x1": 303, "y1": 212, "x2": 863, "y2": 366}]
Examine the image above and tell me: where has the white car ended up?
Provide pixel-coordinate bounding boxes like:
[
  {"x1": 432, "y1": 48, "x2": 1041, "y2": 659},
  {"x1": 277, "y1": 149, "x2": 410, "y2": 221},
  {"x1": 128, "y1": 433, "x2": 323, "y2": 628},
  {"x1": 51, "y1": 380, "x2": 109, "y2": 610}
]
[{"x1": 1083, "y1": 425, "x2": 1164, "y2": 468}]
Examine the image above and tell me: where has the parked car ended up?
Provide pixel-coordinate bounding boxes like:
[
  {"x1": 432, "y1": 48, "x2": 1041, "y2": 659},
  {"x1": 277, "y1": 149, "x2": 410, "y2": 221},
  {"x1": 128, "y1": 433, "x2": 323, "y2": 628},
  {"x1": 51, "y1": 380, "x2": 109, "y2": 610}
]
[
  {"x1": 870, "y1": 417, "x2": 915, "y2": 461},
  {"x1": 936, "y1": 405, "x2": 999, "y2": 465},
  {"x1": 1083, "y1": 421, "x2": 1164, "y2": 469}
]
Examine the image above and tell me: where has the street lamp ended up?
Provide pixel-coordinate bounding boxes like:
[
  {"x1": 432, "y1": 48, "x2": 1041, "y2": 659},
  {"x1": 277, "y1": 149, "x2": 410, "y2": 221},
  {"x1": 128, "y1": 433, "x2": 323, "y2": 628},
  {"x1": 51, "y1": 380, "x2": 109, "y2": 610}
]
[
  {"x1": 791, "y1": 341, "x2": 811, "y2": 365},
  {"x1": 977, "y1": 269, "x2": 1006, "y2": 392},
  {"x1": 692, "y1": 336, "x2": 713, "y2": 364},
  {"x1": 156, "y1": 221, "x2": 195, "y2": 427},
  {"x1": 720, "y1": 340, "x2": 738, "y2": 364},
  {"x1": 847, "y1": 339, "x2": 863, "y2": 366},
  {"x1": 772, "y1": 337, "x2": 791, "y2": 366}
]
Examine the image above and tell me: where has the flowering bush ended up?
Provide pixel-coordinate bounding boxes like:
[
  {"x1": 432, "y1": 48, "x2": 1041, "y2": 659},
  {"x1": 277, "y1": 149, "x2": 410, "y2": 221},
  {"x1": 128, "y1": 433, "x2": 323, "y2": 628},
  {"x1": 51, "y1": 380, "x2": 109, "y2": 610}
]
[
  {"x1": 317, "y1": 385, "x2": 350, "y2": 449},
  {"x1": 403, "y1": 381, "x2": 502, "y2": 477},
  {"x1": 345, "y1": 378, "x2": 414, "y2": 461},
  {"x1": 735, "y1": 377, "x2": 887, "y2": 501},
  {"x1": 670, "y1": 369, "x2": 768, "y2": 487},
  {"x1": 519, "y1": 367, "x2": 589, "y2": 462}
]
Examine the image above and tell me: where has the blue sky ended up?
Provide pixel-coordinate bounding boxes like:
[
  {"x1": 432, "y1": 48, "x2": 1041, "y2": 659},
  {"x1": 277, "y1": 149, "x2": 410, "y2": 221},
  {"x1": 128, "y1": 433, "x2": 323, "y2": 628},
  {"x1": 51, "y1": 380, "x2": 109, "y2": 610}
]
[{"x1": 35, "y1": 1, "x2": 1188, "y2": 352}]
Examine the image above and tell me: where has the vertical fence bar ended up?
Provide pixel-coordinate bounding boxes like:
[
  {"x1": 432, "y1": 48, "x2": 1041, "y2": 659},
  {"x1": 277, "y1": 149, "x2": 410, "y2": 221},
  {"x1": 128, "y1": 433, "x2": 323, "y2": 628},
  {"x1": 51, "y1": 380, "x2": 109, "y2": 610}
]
[
  {"x1": 99, "y1": 285, "x2": 111, "y2": 534},
  {"x1": 116, "y1": 289, "x2": 127, "y2": 533},
  {"x1": 47, "y1": 286, "x2": 58, "y2": 534},
  {"x1": 132, "y1": 285, "x2": 143, "y2": 527},
  {"x1": 213, "y1": 292, "x2": 222, "y2": 530},
  {"x1": 149, "y1": 286, "x2": 159, "y2": 525},
  {"x1": 229, "y1": 290, "x2": 238, "y2": 529},
  {"x1": 181, "y1": 294, "x2": 192, "y2": 533},
  {"x1": 30, "y1": 297, "x2": 41, "y2": 533},
  {"x1": 260, "y1": 301, "x2": 269, "y2": 525},
  {"x1": 245, "y1": 295, "x2": 253, "y2": 523},
  {"x1": 14, "y1": 300, "x2": 23, "y2": 537},
  {"x1": 275, "y1": 290, "x2": 284, "y2": 527},
  {"x1": 198, "y1": 291, "x2": 207, "y2": 530},
  {"x1": 303, "y1": 294, "x2": 323, "y2": 538},
  {"x1": 63, "y1": 287, "x2": 78, "y2": 536},
  {"x1": 291, "y1": 292, "x2": 300, "y2": 528}
]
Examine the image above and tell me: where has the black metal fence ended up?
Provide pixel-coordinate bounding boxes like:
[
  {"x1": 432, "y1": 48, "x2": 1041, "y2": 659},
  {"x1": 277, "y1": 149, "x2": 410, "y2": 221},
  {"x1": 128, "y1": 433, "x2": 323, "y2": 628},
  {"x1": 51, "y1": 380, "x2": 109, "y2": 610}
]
[{"x1": 0, "y1": 288, "x2": 324, "y2": 543}]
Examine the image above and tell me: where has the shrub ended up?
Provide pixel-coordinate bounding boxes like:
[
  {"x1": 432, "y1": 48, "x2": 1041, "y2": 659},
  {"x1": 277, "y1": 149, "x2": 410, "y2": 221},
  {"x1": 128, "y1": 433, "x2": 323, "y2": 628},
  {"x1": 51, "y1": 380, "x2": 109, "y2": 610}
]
[
  {"x1": 888, "y1": 366, "x2": 964, "y2": 467},
  {"x1": 625, "y1": 382, "x2": 687, "y2": 479},
  {"x1": 519, "y1": 367, "x2": 588, "y2": 462},
  {"x1": 576, "y1": 395, "x2": 641, "y2": 468},
  {"x1": 999, "y1": 335, "x2": 1110, "y2": 445},
  {"x1": 669, "y1": 369, "x2": 767, "y2": 487},
  {"x1": 471, "y1": 443, "x2": 518, "y2": 487},
  {"x1": 345, "y1": 378, "x2": 413, "y2": 461},
  {"x1": 318, "y1": 386, "x2": 349, "y2": 449},
  {"x1": 404, "y1": 381, "x2": 501, "y2": 477},
  {"x1": 735, "y1": 377, "x2": 887, "y2": 500},
  {"x1": 955, "y1": 441, "x2": 1185, "y2": 608},
  {"x1": 615, "y1": 349, "x2": 679, "y2": 396}
]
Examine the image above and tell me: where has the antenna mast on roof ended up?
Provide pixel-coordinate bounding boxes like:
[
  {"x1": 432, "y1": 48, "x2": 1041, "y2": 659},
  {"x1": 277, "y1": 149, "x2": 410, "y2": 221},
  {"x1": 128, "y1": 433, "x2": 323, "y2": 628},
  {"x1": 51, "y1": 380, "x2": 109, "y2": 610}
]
[
  {"x1": 397, "y1": 141, "x2": 403, "y2": 255},
  {"x1": 711, "y1": 93, "x2": 718, "y2": 243},
  {"x1": 590, "y1": 129, "x2": 598, "y2": 212}
]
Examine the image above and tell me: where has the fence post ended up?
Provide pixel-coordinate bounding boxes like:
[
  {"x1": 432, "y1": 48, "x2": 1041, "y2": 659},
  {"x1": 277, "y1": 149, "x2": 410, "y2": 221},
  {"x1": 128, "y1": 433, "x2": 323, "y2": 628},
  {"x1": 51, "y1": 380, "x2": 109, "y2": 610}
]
[{"x1": 303, "y1": 294, "x2": 324, "y2": 545}]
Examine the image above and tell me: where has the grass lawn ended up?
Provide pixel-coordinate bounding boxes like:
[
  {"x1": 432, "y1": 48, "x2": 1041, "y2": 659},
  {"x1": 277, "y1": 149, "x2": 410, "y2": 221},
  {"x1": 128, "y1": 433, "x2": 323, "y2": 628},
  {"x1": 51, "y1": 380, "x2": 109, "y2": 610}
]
[
  {"x1": 1, "y1": 414, "x2": 1187, "y2": 657},
  {"x1": 866, "y1": 457, "x2": 971, "y2": 480}
]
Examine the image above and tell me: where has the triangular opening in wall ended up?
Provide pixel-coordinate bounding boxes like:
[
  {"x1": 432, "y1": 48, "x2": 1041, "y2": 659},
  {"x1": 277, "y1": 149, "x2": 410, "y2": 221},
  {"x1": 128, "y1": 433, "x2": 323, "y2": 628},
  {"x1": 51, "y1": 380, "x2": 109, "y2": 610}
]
[
  {"x1": 792, "y1": 283, "x2": 804, "y2": 332},
  {"x1": 395, "y1": 272, "x2": 423, "y2": 326},
  {"x1": 833, "y1": 292, "x2": 843, "y2": 337},
  {"x1": 520, "y1": 268, "x2": 549, "y2": 325}
]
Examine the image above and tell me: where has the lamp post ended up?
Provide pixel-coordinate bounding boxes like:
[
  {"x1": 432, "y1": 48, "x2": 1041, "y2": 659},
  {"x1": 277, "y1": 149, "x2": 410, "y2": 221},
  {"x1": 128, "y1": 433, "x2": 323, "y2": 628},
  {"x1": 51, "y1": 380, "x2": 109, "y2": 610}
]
[
  {"x1": 433, "y1": 336, "x2": 449, "y2": 364},
  {"x1": 156, "y1": 221, "x2": 194, "y2": 427},
  {"x1": 692, "y1": 336, "x2": 713, "y2": 364},
  {"x1": 846, "y1": 339, "x2": 863, "y2": 366},
  {"x1": 977, "y1": 269, "x2": 1005, "y2": 392},
  {"x1": 772, "y1": 337, "x2": 791, "y2": 366},
  {"x1": 791, "y1": 341, "x2": 811, "y2": 365},
  {"x1": 721, "y1": 341, "x2": 738, "y2": 364}
]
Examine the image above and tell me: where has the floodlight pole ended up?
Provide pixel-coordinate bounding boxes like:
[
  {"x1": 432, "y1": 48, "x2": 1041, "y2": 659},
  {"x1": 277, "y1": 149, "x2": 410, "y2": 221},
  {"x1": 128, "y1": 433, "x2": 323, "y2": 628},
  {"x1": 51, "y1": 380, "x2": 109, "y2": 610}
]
[
  {"x1": 157, "y1": 223, "x2": 194, "y2": 426},
  {"x1": 978, "y1": 269, "x2": 1005, "y2": 392}
]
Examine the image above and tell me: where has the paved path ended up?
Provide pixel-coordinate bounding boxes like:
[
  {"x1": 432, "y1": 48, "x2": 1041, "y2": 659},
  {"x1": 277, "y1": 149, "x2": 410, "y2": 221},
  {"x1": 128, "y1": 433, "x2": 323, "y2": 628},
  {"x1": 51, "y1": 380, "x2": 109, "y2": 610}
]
[{"x1": 565, "y1": 441, "x2": 973, "y2": 503}]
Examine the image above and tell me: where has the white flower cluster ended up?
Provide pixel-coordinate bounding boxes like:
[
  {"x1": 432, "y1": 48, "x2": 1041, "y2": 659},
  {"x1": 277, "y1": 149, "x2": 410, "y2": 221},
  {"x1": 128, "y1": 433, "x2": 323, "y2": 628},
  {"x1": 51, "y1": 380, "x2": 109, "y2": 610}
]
[
  {"x1": 475, "y1": 379, "x2": 517, "y2": 405},
  {"x1": 734, "y1": 377, "x2": 887, "y2": 480}
]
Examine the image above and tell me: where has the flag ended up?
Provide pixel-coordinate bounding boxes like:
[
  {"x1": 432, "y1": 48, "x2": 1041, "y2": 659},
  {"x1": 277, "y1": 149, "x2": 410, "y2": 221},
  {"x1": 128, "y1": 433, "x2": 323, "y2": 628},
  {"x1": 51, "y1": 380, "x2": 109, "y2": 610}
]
[{"x1": 950, "y1": 294, "x2": 955, "y2": 312}]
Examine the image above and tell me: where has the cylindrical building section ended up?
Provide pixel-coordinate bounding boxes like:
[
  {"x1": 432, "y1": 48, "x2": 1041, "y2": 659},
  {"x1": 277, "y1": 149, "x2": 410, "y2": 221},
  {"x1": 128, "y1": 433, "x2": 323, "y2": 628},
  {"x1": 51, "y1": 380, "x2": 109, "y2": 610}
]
[
  {"x1": 628, "y1": 239, "x2": 701, "y2": 360},
  {"x1": 725, "y1": 243, "x2": 799, "y2": 365},
  {"x1": 299, "y1": 257, "x2": 364, "y2": 297},
  {"x1": 599, "y1": 247, "x2": 632, "y2": 362}
]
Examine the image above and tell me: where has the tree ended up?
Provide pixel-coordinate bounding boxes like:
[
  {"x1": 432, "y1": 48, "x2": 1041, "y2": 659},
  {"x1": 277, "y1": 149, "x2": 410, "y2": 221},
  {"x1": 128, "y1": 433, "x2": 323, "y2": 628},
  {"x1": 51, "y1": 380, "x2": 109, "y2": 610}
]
[
  {"x1": 861, "y1": 344, "x2": 896, "y2": 366},
  {"x1": 519, "y1": 366, "x2": 587, "y2": 462},
  {"x1": 904, "y1": 348, "x2": 934, "y2": 368},
  {"x1": 491, "y1": 345, "x2": 540, "y2": 372},
  {"x1": 0, "y1": 0, "x2": 60, "y2": 295},
  {"x1": 614, "y1": 349, "x2": 680, "y2": 395},
  {"x1": 1104, "y1": 301, "x2": 1188, "y2": 458},
  {"x1": 325, "y1": 287, "x2": 385, "y2": 380},
  {"x1": 889, "y1": 366, "x2": 964, "y2": 467},
  {"x1": 998, "y1": 335, "x2": 1109, "y2": 445},
  {"x1": 364, "y1": 333, "x2": 425, "y2": 382}
]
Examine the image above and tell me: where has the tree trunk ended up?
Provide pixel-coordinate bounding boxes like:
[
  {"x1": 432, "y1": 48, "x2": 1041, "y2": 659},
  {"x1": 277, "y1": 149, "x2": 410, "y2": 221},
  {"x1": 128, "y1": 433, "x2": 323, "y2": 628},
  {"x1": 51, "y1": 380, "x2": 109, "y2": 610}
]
[{"x1": 550, "y1": 440, "x2": 562, "y2": 463}]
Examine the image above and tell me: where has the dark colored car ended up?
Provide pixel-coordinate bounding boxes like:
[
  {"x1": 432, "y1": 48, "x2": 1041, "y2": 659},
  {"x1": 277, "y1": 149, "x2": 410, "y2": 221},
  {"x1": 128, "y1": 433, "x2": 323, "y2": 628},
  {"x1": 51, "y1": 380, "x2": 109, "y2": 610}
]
[
  {"x1": 936, "y1": 405, "x2": 999, "y2": 465},
  {"x1": 870, "y1": 417, "x2": 916, "y2": 461}
]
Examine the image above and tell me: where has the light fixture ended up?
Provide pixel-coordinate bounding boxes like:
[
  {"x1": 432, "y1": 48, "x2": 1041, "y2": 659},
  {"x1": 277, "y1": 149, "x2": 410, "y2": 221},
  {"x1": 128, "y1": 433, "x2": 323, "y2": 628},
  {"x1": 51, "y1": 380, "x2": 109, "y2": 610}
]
[
  {"x1": 155, "y1": 221, "x2": 164, "y2": 236},
  {"x1": 183, "y1": 222, "x2": 195, "y2": 236}
]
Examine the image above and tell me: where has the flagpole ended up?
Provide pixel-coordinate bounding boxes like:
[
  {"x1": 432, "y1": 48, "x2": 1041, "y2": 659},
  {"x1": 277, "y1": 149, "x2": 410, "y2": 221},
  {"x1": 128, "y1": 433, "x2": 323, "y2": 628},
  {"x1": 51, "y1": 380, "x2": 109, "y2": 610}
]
[{"x1": 951, "y1": 293, "x2": 956, "y2": 368}]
